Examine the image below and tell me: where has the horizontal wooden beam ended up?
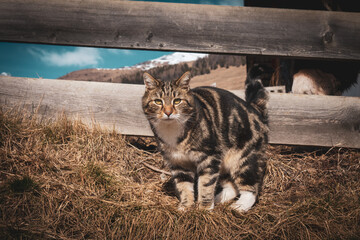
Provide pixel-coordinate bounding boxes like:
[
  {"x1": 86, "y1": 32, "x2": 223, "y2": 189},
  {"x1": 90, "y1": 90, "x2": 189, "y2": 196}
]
[
  {"x1": 0, "y1": 0, "x2": 359, "y2": 60},
  {"x1": 1, "y1": 76, "x2": 359, "y2": 148}
]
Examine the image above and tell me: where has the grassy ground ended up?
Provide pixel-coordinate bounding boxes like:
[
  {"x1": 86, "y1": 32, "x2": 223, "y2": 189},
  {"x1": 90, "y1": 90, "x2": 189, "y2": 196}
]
[{"x1": 0, "y1": 109, "x2": 359, "y2": 239}]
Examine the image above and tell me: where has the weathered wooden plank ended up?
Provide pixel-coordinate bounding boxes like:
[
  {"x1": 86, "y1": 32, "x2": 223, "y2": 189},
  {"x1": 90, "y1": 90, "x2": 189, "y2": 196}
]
[
  {"x1": 0, "y1": 0, "x2": 359, "y2": 60},
  {"x1": 0, "y1": 76, "x2": 151, "y2": 136},
  {"x1": 1, "y1": 76, "x2": 359, "y2": 148}
]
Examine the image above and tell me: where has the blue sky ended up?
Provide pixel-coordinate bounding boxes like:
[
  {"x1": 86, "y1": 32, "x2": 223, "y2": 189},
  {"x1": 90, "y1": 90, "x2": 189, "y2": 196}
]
[
  {"x1": 0, "y1": 43, "x2": 168, "y2": 79},
  {"x1": 0, "y1": 0, "x2": 243, "y2": 79}
]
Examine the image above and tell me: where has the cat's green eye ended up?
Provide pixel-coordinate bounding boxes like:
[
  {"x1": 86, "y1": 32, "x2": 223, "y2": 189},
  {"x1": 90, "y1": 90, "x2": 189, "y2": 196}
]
[
  {"x1": 173, "y1": 98, "x2": 182, "y2": 105},
  {"x1": 154, "y1": 99, "x2": 163, "y2": 105}
]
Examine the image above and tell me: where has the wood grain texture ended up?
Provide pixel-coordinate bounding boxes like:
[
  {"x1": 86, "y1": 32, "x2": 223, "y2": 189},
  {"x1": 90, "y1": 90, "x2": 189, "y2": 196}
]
[
  {"x1": 1, "y1": 76, "x2": 359, "y2": 148},
  {"x1": 0, "y1": 0, "x2": 359, "y2": 60}
]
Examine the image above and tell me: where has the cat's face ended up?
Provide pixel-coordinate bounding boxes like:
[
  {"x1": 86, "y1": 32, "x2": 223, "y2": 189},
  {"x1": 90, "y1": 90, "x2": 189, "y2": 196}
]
[{"x1": 142, "y1": 72, "x2": 195, "y2": 124}]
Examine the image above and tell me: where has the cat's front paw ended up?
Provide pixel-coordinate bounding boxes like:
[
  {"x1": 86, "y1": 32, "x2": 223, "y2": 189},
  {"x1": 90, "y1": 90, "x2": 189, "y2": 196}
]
[
  {"x1": 198, "y1": 202, "x2": 215, "y2": 211},
  {"x1": 230, "y1": 191, "x2": 256, "y2": 212},
  {"x1": 177, "y1": 204, "x2": 192, "y2": 212}
]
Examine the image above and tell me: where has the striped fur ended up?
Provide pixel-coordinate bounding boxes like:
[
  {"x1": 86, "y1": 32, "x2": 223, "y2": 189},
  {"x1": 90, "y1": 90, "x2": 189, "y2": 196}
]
[{"x1": 142, "y1": 71, "x2": 269, "y2": 212}]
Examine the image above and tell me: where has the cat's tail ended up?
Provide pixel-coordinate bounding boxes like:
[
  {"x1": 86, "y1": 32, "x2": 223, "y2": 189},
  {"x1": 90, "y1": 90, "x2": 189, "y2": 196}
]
[{"x1": 245, "y1": 65, "x2": 269, "y2": 117}]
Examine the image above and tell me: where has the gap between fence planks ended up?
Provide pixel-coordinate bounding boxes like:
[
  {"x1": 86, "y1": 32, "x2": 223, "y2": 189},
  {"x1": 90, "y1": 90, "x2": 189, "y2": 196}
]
[
  {"x1": 0, "y1": 0, "x2": 359, "y2": 60},
  {"x1": 1, "y1": 76, "x2": 359, "y2": 148}
]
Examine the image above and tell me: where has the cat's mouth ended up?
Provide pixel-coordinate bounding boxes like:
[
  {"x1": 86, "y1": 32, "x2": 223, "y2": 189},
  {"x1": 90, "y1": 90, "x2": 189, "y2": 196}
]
[{"x1": 161, "y1": 117, "x2": 176, "y2": 121}]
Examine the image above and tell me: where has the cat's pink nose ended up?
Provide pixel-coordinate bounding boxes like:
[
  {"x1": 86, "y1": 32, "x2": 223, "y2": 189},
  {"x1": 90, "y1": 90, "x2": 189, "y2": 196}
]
[{"x1": 164, "y1": 106, "x2": 173, "y2": 117}]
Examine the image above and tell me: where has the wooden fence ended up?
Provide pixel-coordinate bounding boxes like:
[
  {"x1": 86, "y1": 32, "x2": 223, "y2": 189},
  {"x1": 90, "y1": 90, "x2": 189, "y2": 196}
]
[
  {"x1": 1, "y1": 0, "x2": 359, "y2": 59},
  {"x1": 0, "y1": 0, "x2": 359, "y2": 148},
  {"x1": 1, "y1": 76, "x2": 359, "y2": 148}
]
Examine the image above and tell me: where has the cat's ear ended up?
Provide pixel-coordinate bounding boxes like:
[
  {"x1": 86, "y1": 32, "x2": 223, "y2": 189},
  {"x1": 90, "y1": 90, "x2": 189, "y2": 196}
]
[
  {"x1": 143, "y1": 72, "x2": 161, "y2": 90},
  {"x1": 174, "y1": 71, "x2": 191, "y2": 90}
]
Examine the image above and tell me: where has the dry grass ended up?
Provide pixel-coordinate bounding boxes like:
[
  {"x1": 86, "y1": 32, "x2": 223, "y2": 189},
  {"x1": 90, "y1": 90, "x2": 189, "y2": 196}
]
[{"x1": 0, "y1": 108, "x2": 359, "y2": 240}]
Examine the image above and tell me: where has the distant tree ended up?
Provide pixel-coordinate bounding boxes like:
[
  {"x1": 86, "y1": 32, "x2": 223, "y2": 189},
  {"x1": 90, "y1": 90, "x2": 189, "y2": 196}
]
[{"x1": 182, "y1": 63, "x2": 189, "y2": 72}]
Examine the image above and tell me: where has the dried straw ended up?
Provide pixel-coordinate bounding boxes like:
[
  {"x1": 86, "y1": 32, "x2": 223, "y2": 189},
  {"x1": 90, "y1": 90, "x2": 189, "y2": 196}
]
[{"x1": 0, "y1": 108, "x2": 359, "y2": 239}]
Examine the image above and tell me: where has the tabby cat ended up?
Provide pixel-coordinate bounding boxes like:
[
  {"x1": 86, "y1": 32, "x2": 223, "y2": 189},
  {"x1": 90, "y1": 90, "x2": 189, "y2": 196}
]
[{"x1": 142, "y1": 71, "x2": 269, "y2": 212}]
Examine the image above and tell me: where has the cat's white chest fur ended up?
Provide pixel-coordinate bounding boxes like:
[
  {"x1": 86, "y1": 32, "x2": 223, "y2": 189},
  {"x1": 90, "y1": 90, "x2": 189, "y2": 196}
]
[{"x1": 154, "y1": 120, "x2": 183, "y2": 147}]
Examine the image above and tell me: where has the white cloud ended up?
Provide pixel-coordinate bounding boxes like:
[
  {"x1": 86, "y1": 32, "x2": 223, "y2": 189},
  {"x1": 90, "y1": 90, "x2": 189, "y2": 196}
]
[
  {"x1": 107, "y1": 49, "x2": 132, "y2": 55},
  {"x1": 1, "y1": 72, "x2": 11, "y2": 76},
  {"x1": 28, "y1": 47, "x2": 102, "y2": 67}
]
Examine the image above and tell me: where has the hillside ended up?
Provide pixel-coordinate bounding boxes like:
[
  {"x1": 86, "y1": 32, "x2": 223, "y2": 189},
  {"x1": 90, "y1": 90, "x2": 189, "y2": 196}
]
[
  {"x1": 59, "y1": 53, "x2": 247, "y2": 90},
  {"x1": 191, "y1": 65, "x2": 246, "y2": 90}
]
